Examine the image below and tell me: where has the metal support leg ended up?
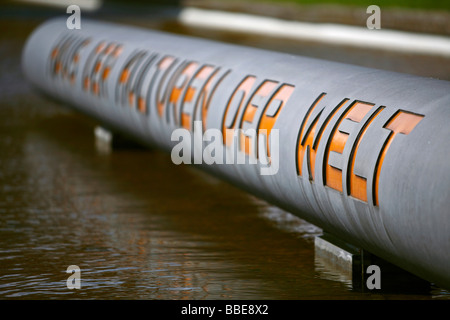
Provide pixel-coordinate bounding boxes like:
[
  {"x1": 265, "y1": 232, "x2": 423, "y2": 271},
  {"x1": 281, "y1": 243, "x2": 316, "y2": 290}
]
[{"x1": 315, "y1": 232, "x2": 431, "y2": 293}]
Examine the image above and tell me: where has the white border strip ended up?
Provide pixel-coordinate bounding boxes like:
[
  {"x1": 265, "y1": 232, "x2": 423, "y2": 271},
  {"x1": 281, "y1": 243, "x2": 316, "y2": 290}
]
[{"x1": 179, "y1": 7, "x2": 450, "y2": 58}]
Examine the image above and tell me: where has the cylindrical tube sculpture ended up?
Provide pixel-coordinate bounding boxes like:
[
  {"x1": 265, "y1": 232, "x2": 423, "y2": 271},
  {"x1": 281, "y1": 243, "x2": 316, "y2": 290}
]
[{"x1": 22, "y1": 18, "x2": 450, "y2": 289}]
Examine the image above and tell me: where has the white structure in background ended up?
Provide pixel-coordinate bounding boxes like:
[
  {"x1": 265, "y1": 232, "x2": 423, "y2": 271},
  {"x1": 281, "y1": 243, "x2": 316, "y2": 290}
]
[{"x1": 179, "y1": 7, "x2": 450, "y2": 58}]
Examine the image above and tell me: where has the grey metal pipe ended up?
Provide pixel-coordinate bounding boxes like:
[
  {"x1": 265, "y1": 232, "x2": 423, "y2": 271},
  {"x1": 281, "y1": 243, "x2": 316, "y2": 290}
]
[{"x1": 22, "y1": 18, "x2": 450, "y2": 289}]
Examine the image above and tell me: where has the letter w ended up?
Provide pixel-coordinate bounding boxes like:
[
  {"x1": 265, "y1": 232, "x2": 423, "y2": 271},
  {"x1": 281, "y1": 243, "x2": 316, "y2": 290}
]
[{"x1": 296, "y1": 93, "x2": 348, "y2": 181}]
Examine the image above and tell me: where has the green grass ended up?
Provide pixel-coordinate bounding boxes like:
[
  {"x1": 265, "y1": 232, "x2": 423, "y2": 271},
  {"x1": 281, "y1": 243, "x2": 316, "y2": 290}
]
[{"x1": 225, "y1": 0, "x2": 450, "y2": 11}]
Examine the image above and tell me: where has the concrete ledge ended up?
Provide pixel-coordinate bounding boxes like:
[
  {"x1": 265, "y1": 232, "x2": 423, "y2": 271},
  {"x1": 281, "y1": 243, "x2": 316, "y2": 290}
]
[{"x1": 315, "y1": 232, "x2": 432, "y2": 293}]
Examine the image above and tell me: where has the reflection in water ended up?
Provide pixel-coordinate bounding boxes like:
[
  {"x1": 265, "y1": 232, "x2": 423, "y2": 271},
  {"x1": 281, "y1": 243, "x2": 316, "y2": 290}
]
[
  {"x1": 0, "y1": 112, "x2": 326, "y2": 299},
  {"x1": 0, "y1": 16, "x2": 449, "y2": 300}
]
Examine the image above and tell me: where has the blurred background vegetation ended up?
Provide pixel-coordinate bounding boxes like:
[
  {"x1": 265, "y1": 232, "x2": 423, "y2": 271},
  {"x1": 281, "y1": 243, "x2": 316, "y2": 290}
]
[
  {"x1": 216, "y1": 0, "x2": 450, "y2": 11},
  {"x1": 12, "y1": 0, "x2": 450, "y2": 11},
  {"x1": 5, "y1": 0, "x2": 450, "y2": 36}
]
